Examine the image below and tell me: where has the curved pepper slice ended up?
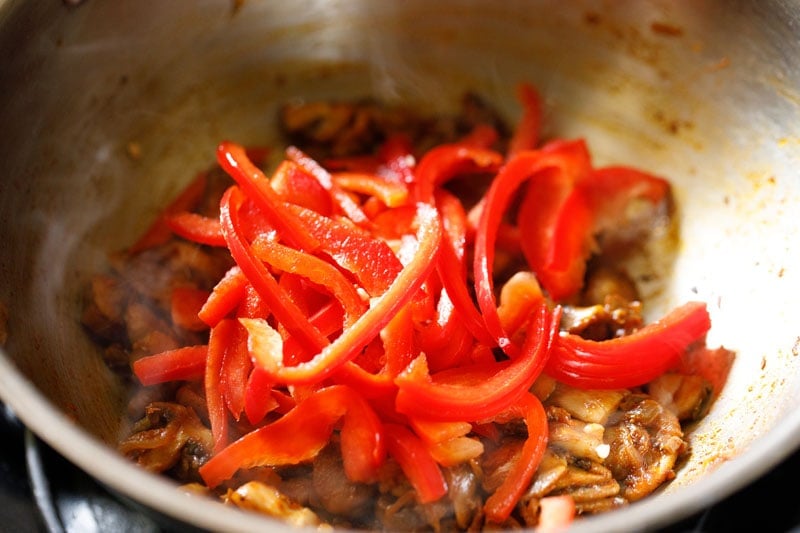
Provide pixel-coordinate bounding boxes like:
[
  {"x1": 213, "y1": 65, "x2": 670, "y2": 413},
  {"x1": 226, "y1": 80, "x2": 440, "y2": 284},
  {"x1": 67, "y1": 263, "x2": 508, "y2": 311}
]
[
  {"x1": 286, "y1": 204, "x2": 403, "y2": 297},
  {"x1": 507, "y1": 82, "x2": 544, "y2": 157},
  {"x1": 220, "y1": 186, "x2": 329, "y2": 355},
  {"x1": 250, "y1": 236, "x2": 367, "y2": 328},
  {"x1": 383, "y1": 423, "x2": 448, "y2": 503},
  {"x1": 198, "y1": 266, "x2": 248, "y2": 327},
  {"x1": 250, "y1": 202, "x2": 442, "y2": 385},
  {"x1": 545, "y1": 301, "x2": 711, "y2": 389},
  {"x1": 483, "y1": 392, "x2": 549, "y2": 523},
  {"x1": 395, "y1": 303, "x2": 560, "y2": 422},
  {"x1": 132, "y1": 345, "x2": 208, "y2": 386},
  {"x1": 199, "y1": 385, "x2": 385, "y2": 488},
  {"x1": 217, "y1": 141, "x2": 319, "y2": 252},
  {"x1": 164, "y1": 211, "x2": 226, "y2": 247},
  {"x1": 515, "y1": 140, "x2": 593, "y2": 302},
  {"x1": 286, "y1": 146, "x2": 370, "y2": 226},
  {"x1": 474, "y1": 144, "x2": 587, "y2": 353},
  {"x1": 128, "y1": 172, "x2": 207, "y2": 254}
]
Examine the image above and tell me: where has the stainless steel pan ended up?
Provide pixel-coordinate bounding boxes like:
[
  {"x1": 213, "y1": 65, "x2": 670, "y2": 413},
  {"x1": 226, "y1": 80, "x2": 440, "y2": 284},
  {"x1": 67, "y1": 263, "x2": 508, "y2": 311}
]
[{"x1": 1, "y1": 1, "x2": 799, "y2": 531}]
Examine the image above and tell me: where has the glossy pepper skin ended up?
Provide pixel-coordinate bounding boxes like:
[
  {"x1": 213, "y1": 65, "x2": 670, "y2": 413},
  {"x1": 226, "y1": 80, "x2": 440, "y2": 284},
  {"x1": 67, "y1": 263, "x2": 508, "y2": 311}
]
[{"x1": 129, "y1": 82, "x2": 720, "y2": 526}]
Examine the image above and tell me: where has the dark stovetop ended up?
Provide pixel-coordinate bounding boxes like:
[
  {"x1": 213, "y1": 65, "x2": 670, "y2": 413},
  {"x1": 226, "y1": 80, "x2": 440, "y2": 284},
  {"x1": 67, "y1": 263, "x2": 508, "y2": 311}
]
[{"x1": 2, "y1": 402, "x2": 799, "y2": 533}]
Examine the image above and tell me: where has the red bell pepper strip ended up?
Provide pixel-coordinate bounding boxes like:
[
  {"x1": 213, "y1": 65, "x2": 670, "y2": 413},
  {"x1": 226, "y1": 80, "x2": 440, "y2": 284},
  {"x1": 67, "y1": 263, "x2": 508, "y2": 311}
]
[
  {"x1": 132, "y1": 345, "x2": 208, "y2": 386},
  {"x1": 542, "y1": 185, "x2": 595, "y2": 274},
  {"x1": 434, "y1": 189, "x2": 495, "y2": 346},
  {"x1": 459, "y1": 123, "x2": 500, "y2": 149},
  {"x1": 286, "y1": 204, "x2": 403, "y2": 297},
  {"x1": 381, "y1": 302, "x2": 417, "y2": 378},
  {"x1": 377, "y1": 133, "x2": 416, "y2": 185},
  {"x1": 170, "y1": 286, "x2": 211, "y2": 332},
  {"x1": 217, "y1": 141, "x2": 319, "y2": 252},
  {"x1": 286, "y1": 146, "x2": 370, "y2": 226},
  {"x1": 413, "y1": 143, "x2": 503, "y2": 203},
  {"x1": 220, "y1": 323, "x2": 252, "y2": 421},
  {"x1": 580, "y1": 165, "x2": 670, "y2": 232},
  {"x1": 475, "y1": 142, "x2": 590, "y2": 352},
  {"x1": 672, "y1": 344, "x2": 735, "y2": 398},
  {"x1": 206, "y1": 319, "x2": 236, "y2": 453},
  {"x1": 508, "y1": 82, "x2": 544, "y2": 156},
  {"x1": 395, "y1": 303, "x2": 560, "y2": 422},
  {"x1": 164, "y1": 211, "x2": 226, "y2": 247},
  {"x1": 537, "y1": 495, "x2": 577, "y2": 532},
  {"x1": 270, "y1": 159, "x2": 333, "y2": 216},
  {"x1": 383, "y1": 423, "x2": 448, "y2": 503},
  {"x1": 483, "y1": 392, "x2": 549, "y2": 523},
  {"x1": 128, "y1": 172, "x2": 207, "y2": 254},
  {"x1": 248, "y1": 202, "x2": 442, "y2": 385},
  {"x1": 250, "y1": 235, "x2": 367, "y2": 328},
  {"x1": 515, "y1": 140, "x2": 593, "y2": 302},
  {"x1": 332, "y1": 172, "x2": 409, "y2": 208},
  {"x1": 243, "y1": 366, "x2": 278, "y2": 425},
  {"x1": 198, "y1": 385, "x2": 385, "y2": 488},
  {"x1": 220, "y1": 186, "x2": 329, "y2": 355},
  {"x1": 545, "y1": 301, "x2": 712, "y2": 389},
  {"x1": 198, "y1": 266, "x2": 248, "y2": 327}
]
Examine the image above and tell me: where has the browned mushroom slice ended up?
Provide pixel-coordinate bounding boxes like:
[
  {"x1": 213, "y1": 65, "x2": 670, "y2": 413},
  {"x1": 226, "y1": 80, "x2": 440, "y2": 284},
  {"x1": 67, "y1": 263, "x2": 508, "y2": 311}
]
[
  {"x1": 547, "y1": 384, "x2": 627, "y2": 425},
  {"x1": 560, "y1": 296, "x2": 643, "y2": 341},
  {"x1": 547, "y1": 408, "x2": 610, "y2": 463},
  {"x1": 444, "y1": 462, "x2": 483, "y2": 530},
  {"x1": 647, "y1": 372, "x2": 714, "y2": 421},
  {"x1": 225, "y1": 481, "x2": 329, "y2": 529},
  {"x1": 119, "y1": 402, "x2": 212, "y2": 479},
  {"x1": 312, "y1": 445, "x2": 376, "y2": 520},
  {"x1": 603, "y1": 394, "x2": 687, "y2": 501}
]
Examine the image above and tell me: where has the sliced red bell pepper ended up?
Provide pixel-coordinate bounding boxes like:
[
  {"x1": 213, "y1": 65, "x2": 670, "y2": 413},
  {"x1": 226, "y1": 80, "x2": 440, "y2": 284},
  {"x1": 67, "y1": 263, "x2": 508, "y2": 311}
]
[
  {"x1": 243, "y1": 366, "x2": 278, "y2": 425},
  {"x1": 199, "y1": 385, "x2": 385, "y2": 488},
  {"x1": 217, "y1": 141, "x2": 319, "y2": 252},
  {"x1": 580, "y1": 166, "x2": 670, "y2": 233},
  {"x1": 170, "y1": 286, "x2": 211, "y2": 332},
  {"x1": 537, "y1": 495, "x2": 577, "y2": 532},
  {"x1": 270, "y1": 159, "x2": 333, "y2": 216},
  {"x1": 508, "y1": 82, "x2": 544, "y2": 156},
  {"x1": 332, "y1": 172, "x2": 409, "y2": 208},
  {"x1": 198, "y1": 266, "x2": 248, "y2": 327},
  {"x1": 164, "y1": 211, "x2": 226, "y2": 247},
  {"x1": 248, "y1": 202, "x2": 441, "y2": 385},
  {"x1": 220, "y1": 186, "x2": 329, "y2": 355},
  {"x1": 545, "y1": 301, "x2": 712, "y2": 389},
  {"x1": 483, "y1": 392, "x2": 549, "y2": 523},
  {"x1": 206, "y1": 319, "x2": 236, "y2": 453},
  {"x1": 514, "y1": 140, "x2": 593, "y2": 302},
  {"x1": 250, "y1": 235, "x2": 367, "y2": 328},
  {"x1": 286, "y1": 146, "x2": 370, "y2": 226},
  {"x1": 220, "y1": 323, "x2": 252, "y2": 421},
  {"x1": 434, "y1": 189, "x2": 494, "y2": 346},
  {"x1": 377, "y1": 133, "x2": 416, "y2": 185},
  {"x1": 128, "y1": 172, "x2": 208, "y2": 254},
  {"x1": 458, "y1": 123, "x2": 500, "y2": 149},
  {"x1": 395, "y1": 303, "x2": 560, "y2": 422},
  {"x1": 383, "y1": 423, "x2": 448, "y2": 503},
  {"x1": 541, "y1": 184, "x2": 595, "y2": 275},
  {"x1": 413, "y1": 143, "x2": 503, "y2": 203},
  {"x1": 475, "y1": 142, "x2": 590, "y2": 352},
  {"x1": 286, "y1": 204, "x2": 403, "y2": 297},
  {"x1": 132, "y1": 345, "x2": 208, "y2": 386}
]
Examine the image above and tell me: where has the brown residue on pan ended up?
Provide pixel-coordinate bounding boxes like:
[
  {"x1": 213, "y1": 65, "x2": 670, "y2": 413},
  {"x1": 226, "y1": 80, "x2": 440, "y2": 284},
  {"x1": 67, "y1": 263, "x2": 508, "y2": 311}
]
[{"x1": 650, "y1": 22, "x2": 684, "y2": 37}]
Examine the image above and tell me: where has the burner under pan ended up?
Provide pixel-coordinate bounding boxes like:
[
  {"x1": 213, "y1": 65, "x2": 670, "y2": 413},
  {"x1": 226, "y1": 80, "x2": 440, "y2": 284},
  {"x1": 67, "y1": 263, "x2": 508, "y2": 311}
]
[{"x1": 2, "y1": 402, "x2": 799, "y2": 533}]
